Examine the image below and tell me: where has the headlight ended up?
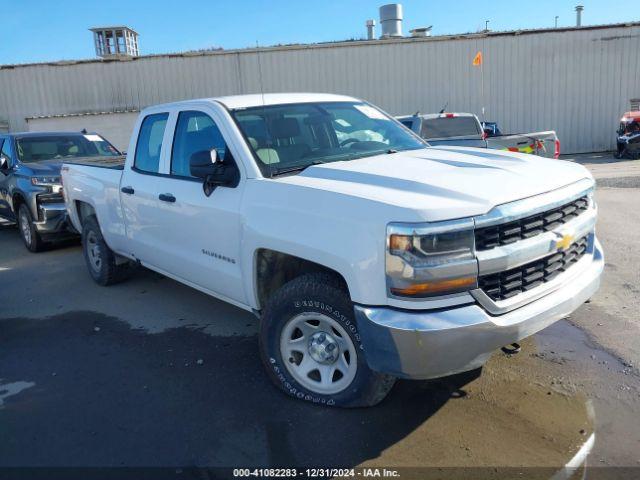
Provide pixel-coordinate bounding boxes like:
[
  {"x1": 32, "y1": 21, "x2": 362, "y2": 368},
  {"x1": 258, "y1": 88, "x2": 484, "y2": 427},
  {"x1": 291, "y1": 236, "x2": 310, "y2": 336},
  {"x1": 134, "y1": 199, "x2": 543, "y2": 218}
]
[
  {"x1": 31, "y1": 176, "x2": 61, "y2": 186},
  {"x1": 386, "y1": 219, "x2": 477, "y2": 298}
]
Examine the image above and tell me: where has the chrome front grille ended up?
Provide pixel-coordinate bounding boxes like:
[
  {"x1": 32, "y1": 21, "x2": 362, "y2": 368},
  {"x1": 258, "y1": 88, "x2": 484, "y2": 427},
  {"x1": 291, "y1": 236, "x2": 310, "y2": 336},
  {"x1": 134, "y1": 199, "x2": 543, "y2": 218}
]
[
  {"x1": 478, "y1": 236, "x2": 589, "y2": 301},
  {"x1": 475, "y1": 196, "x2": 590, "y2": 251}
]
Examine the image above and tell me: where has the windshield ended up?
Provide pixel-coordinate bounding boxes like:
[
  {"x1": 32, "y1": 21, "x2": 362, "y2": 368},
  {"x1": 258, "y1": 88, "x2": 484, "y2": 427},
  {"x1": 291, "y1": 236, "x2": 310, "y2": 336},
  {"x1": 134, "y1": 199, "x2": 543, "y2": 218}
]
[
  {"x1": 231, "y1": 101, "x2": 426, "y2": 176},
  {"x1": 16, "y1": 134, "x2": 120, "y2": 163},
  {"x1": 620, "y1": 121, "x2": 640, "y2": 135},
  {"x1": 420, "y1": 116, "x2": 482, "y2": 139}
]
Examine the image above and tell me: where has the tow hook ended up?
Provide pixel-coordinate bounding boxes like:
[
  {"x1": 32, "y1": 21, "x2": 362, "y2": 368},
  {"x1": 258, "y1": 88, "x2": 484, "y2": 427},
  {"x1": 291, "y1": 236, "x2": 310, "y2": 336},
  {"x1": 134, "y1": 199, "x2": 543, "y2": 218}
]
[{"x1": 501, "y1": 342, "x2": 521, "y2": 355}]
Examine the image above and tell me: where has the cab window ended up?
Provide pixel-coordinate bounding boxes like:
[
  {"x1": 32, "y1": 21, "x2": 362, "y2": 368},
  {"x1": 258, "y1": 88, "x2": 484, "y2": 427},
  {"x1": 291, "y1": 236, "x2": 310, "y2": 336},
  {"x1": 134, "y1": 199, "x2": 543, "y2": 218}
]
[
  {"x1": 1, "y1": 138, "x2": 12, "y2": 166},
  {"x1": 134, "y1": 113, "x2": 168, "y2": 173},
  {"x1": 171, "y1": 111, "x2": 227, "y2": 178}
]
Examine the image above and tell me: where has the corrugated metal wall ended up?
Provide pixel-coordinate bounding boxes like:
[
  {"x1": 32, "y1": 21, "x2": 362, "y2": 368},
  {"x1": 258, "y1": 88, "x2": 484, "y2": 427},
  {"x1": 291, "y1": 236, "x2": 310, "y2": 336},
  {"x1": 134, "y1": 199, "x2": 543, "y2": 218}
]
[{"x1": 1, "y1": 24, "x2": 639, "y2": 154}]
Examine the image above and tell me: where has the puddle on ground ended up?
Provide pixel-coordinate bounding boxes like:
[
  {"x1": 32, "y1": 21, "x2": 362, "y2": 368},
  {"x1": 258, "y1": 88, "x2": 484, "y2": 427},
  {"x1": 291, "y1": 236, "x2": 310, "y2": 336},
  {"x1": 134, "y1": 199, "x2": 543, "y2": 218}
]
[
  {"x1": 535, "y1": 320, "x2": 640, "y2": 467},
  {"x1": 361, "y1": 320, "x2": 640, "y2": 473},
  {"x1": 0, "y1": 380, "x2": 35, "y2": 408}
]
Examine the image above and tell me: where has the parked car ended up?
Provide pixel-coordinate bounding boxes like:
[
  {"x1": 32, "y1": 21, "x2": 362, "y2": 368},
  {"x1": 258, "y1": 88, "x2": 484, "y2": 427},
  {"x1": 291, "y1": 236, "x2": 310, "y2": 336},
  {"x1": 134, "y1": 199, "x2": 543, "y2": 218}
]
[
  {"x1": 0, "y1": 131, "x2": 121, "y2": 251},
  {"x1": 615, "y1": 111, "x2": 640, "y2": 159},
  {"x1": 398, "y1": 112, "x2": 561, "y2": 158},
  {"x1": 62, "y1": 94, "x2": 603, "y2": 407}
]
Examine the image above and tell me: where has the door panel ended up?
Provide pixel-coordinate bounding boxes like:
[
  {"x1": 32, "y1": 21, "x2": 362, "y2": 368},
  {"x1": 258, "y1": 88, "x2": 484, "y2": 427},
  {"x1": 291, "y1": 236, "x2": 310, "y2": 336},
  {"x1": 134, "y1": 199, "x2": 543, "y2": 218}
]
[
  {"x1": 147, "y1": 176, "x2": 245, "y2": 304},
  {"x1": 119, "y1": 112, "x2": 170, "y2": 264},
  {"x1": 147, "y1": 109, "x2": 245, "y2": 304}
]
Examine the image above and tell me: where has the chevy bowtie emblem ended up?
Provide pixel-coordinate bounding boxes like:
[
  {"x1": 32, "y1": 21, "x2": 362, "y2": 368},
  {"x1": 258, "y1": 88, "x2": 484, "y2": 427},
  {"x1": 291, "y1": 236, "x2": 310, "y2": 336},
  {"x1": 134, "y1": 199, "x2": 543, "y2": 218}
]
[{"x1": 556, "y1": 233, "x2": 574, "y2": 251}]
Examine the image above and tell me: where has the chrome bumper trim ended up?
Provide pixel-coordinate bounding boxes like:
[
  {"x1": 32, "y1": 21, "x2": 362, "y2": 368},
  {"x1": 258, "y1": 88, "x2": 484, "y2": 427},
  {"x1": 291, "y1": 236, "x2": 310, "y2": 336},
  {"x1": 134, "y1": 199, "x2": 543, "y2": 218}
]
[{"x1": 355, "y1": 239, "x2": 604, "y2": 380}]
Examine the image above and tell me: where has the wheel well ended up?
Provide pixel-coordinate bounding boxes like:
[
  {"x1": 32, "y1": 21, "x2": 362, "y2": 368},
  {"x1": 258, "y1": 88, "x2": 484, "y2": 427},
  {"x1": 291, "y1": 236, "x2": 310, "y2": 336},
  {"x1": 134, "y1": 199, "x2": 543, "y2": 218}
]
[
  {"x1": 12, "y1": 192, "x2": 26, "y2": 213},
  {"x1": 255, "y1": 249, "x2": 349, "y2": 310},
  {"x1": 74, "y1": 201, "x2": 96, "y2": 228}
]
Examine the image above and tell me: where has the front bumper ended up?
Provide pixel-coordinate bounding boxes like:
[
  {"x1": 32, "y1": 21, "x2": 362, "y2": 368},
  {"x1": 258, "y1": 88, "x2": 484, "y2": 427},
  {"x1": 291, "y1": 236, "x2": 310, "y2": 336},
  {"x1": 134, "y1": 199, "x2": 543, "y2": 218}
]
[
  {"x1": 355, "y1": 239, "x2": 604, "y2": 380},
  {"x1": 33, "y1": 202, "x2": 72, "y2": 235}
]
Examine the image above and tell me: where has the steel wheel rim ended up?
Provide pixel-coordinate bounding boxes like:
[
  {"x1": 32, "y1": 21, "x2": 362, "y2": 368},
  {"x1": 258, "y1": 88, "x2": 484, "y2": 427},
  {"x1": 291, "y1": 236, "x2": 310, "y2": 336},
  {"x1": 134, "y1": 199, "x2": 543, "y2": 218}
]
[
  {"x1": 19, "y1": 210, "x2": 31, "y2": 246},
  {"x1": 86, "y1": 231, "x2": 102, "y2": 272},
  {"x1": 280, "y1": 312, "x2": 358, "y2": 395}
]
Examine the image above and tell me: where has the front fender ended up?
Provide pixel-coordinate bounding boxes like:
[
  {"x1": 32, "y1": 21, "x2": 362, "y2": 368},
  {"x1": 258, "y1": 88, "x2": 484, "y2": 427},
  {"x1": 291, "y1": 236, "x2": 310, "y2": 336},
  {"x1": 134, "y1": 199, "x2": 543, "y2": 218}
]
[{"x1": 239, "y1": 180, "x2": 391, "y2": 309}]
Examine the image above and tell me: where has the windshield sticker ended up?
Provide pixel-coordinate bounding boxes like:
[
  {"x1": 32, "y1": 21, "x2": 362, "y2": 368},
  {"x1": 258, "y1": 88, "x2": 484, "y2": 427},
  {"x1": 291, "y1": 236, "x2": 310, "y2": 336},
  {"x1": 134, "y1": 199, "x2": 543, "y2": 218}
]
[
  {"x1": 354, "y1": 105, "x2": 388, "y2": 120},
  {"x1": 84, "y1": 134, "x2": 103, "y2": 142}
]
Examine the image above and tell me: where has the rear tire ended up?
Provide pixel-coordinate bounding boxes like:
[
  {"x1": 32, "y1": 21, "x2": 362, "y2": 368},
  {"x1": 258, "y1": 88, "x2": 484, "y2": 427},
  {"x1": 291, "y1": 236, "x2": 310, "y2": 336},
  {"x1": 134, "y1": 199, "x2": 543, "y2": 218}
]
[
  {"x1": 259, "y1": 273, "x2": 395, "y2": 407},
  {"x1": 18, "y1": 204, "x2": 45, "y2": 253},
  {"x1": 82, "y1": 215, "x2": 136, "y2": 286}
]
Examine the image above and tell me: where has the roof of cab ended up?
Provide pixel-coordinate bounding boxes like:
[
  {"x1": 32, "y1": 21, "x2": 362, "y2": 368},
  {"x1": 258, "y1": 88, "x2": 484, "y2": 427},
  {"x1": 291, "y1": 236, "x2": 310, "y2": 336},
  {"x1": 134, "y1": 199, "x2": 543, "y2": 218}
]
[
  {"x1": 2, "y1": 131, "x2": 98, "y2": 138},
  {"x1": 146, "y1": 93, "x2": 361, "y2": 112}
]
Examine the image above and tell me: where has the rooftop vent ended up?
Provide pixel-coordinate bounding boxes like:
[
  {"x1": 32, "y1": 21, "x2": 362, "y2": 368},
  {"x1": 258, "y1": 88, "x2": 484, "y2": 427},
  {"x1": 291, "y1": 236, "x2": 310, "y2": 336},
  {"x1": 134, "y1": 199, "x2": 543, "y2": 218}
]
[
  {"x1": 366, "y1": 19, "x2": 376, "y2": 40},
  {"x1": 575, "y1": 5, "x2": 584, "y2": 27},
  {"x1": 410, "y1": 26, "x2": 432, "y2": 37},
  {"x1": 379, "y1": 4, "x2": 403, "y2": 38},
  {"x1": 90, "y1": 26, "x2": 139, "y2": 58}
]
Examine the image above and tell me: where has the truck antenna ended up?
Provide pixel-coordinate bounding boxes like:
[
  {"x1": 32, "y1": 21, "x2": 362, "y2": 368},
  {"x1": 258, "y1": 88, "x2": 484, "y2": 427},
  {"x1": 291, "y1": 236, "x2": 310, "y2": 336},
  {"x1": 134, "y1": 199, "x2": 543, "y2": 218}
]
[{"x1": 439, "y1": 102, "x2": 448, "y2": 114}]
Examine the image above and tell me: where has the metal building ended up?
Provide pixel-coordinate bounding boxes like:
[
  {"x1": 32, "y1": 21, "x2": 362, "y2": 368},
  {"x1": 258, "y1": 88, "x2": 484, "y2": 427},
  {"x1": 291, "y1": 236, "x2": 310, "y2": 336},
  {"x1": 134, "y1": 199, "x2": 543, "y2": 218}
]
[{"x1": 1, "y1": 22, "x2": 639, "y2": 153}]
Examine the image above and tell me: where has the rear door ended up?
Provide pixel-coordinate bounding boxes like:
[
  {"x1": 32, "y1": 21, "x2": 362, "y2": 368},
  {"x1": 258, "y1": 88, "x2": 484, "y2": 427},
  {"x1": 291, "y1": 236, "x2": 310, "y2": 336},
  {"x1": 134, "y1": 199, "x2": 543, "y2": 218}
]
[
  {"x1": 137, "y1": 106, "x2": 246, "y2": 305},
  {"x1": 119, "y1": 111, "x2": 171, "y2": 264}
]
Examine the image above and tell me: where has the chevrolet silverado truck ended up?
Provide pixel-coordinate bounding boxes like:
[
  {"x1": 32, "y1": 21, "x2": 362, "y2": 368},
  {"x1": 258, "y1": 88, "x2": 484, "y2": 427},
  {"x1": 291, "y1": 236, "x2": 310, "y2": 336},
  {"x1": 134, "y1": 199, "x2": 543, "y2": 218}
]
[
  {"x1": 61, "y1": 94, "x2": 603, "y2": 407},
  {"x1": 397, "y1": 112, "x2": 561, "y2": 158},
  {"x1": 0, "y1": 131, "x2": 120, "y2": 251}
]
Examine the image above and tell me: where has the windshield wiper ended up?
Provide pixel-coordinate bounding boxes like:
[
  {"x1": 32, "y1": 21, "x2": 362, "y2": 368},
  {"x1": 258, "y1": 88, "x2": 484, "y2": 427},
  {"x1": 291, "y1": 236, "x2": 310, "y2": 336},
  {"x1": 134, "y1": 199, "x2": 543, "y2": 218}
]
[{"x1": 270, "y1": 160, "x2": 325, "y2": 177}]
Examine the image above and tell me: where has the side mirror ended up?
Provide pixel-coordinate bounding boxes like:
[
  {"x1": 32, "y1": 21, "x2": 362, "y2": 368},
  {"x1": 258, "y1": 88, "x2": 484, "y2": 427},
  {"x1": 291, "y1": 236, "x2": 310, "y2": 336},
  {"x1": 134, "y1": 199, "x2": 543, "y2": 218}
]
[
  {"x1": 189, "y1": 149, "x2": 239, "y2": 197},
  {"x1": 190, "y1": 149, "x2": 220, "y2": 178},
  {"x1": 0, "y1": 155, "x2": 8, "y2": 171}
]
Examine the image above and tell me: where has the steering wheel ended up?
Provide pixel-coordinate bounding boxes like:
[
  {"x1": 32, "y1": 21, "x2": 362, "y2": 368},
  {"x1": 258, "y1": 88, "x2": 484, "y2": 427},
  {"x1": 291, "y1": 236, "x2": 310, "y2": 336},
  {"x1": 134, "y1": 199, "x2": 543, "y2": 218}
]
[{"x1": 340, "y1": 138, "x2": 361, "y2": 147}]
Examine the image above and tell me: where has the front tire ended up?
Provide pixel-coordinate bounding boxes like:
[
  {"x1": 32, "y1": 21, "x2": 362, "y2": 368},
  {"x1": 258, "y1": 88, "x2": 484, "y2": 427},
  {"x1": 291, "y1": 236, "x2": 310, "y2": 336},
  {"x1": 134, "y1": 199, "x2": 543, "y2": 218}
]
[
  {"x1": 18, "y1": 204, "x2": 45, "y2": 252},
  {"x1": 82, "y1": 215, "x2": 136, "y2": 286},
  {"x1": 259, "y1": 273, "x2": 395, "y2": 407}
]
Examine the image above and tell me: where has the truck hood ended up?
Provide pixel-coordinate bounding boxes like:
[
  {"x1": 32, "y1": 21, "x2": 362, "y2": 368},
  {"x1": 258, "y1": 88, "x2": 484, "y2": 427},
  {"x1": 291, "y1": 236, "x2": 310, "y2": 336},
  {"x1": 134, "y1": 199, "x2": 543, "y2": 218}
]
[
  {"x1": 277, "y1": 146, "x2": 593, "y2": 222},
  {"x1": 22, "y1": 159, "x2": 63, "y2": 175}
]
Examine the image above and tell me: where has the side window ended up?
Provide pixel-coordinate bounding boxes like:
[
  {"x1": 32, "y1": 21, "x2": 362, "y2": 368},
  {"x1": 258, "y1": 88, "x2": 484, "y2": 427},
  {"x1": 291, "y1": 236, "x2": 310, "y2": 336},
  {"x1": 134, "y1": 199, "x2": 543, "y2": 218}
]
[
  {"x1": 134, "y1": 113, "x2": 168, "y2": 173},
  {"x1": 171, "y1": 110, "x2": 227, "y2": 178},
  {"x1": 1, "y1": 139, "x2": 12, "y2": 165}
]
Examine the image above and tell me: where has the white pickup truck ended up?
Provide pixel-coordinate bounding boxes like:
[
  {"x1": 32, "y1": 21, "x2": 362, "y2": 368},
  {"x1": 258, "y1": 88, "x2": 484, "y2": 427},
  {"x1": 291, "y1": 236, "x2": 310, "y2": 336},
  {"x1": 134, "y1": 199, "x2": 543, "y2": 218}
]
[{"x1": 61, "y1": 93, "x2": 603, "y2": 407}]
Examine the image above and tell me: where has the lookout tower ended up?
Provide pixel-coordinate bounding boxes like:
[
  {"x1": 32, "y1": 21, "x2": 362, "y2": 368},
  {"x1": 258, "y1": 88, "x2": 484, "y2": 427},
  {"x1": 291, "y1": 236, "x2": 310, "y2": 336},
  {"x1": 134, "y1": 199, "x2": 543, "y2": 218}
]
[{"x1": 90, "y1": 26, "x2": 139, "y2": 58}]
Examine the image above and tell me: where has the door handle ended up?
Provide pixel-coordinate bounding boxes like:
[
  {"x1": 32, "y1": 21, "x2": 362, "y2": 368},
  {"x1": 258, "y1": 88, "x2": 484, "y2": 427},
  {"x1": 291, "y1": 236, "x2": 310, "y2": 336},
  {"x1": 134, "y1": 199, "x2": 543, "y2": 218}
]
[
  {"x1": 121, "y1": 186, "x2": 135, "y2": 195},
  {"x1": 158, "y1": 193, "x2": 176, "y2": 203}
]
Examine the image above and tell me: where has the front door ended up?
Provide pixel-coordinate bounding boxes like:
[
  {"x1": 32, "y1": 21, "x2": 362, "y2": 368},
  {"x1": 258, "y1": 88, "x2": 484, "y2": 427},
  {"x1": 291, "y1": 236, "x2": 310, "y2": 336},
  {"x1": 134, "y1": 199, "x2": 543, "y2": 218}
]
[{"x1": 148, "y1": 109, "x2": 246, "y2": 304}]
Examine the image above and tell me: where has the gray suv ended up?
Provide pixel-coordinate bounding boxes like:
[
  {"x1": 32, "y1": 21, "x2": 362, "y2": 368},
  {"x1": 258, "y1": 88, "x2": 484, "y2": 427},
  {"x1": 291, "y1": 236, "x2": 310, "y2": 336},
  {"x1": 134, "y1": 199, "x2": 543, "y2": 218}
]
[{"x1": 0, "y1": 131, "x2": 121, "y2": 252}]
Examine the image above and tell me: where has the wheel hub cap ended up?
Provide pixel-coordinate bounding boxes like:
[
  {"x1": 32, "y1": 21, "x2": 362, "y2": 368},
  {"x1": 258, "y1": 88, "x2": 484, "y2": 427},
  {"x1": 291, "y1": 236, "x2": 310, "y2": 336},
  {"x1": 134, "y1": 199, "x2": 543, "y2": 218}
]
[{"x1": 308, "y1": 331, "x2": 339, "y2": 364}]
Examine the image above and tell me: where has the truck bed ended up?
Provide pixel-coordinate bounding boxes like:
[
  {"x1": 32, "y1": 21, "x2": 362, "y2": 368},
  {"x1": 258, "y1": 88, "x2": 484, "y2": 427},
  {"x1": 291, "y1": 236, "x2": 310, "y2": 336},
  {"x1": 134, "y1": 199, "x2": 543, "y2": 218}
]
[
  {"x1": 63, "y1": 155, "x2": 126, "y2": 170},
  {"x1": 486, "y1": 131, "x2": 558, "y2": 158}
]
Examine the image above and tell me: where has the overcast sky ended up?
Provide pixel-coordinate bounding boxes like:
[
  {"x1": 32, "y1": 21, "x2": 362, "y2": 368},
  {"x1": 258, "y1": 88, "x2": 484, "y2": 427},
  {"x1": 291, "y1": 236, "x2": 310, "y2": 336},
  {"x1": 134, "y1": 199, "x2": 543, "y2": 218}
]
[{"x1": 1, "y1": 0, "x2": 638, "y2": 65}]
